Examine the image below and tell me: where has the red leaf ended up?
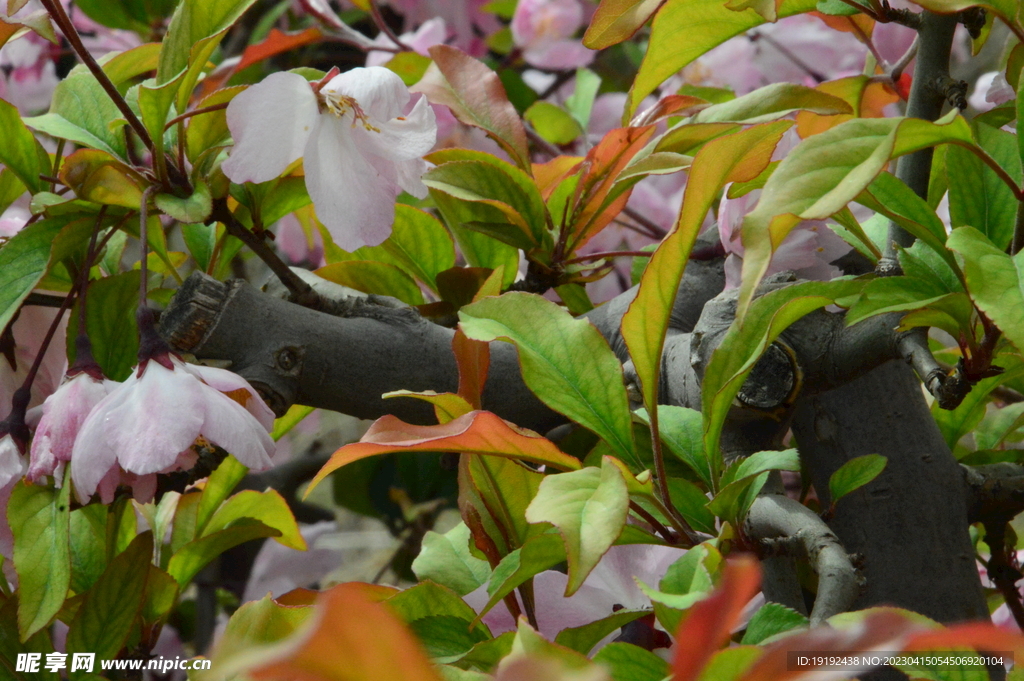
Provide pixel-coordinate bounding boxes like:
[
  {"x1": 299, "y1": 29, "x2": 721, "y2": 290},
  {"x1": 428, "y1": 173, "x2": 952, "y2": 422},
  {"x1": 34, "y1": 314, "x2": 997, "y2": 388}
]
[
  {"x1": 236, "y1": 28, "x2": 324, "y2": 72},
  {"x1": 413, "y1": 45, "x2": 532, "y2": 172},
  {"x1": 632, "y1": 94, "x2": 710, "y2": 126},
  {"x1": 453, "y1": 328, "x2": 490, "y2": 410},
  {"x1": 307, "y1": 411, "x2": 582, "y2": 494},
  {"x1": 673, "y1": 555, "x2": 762, "y2": 681}
]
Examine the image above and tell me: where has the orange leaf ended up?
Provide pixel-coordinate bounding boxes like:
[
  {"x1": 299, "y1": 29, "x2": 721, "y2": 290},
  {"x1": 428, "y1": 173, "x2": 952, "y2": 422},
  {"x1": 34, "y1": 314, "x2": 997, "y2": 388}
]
[
  {"x1": 811, "y1": 11, "x2": 874, "y2": 39},
  {"x1": 904, "y1": 622, "x2": 1024, "y2": 656},
  {"x1": 251, "y1": 583, "x2": 442, "y2": 681},
  {"x1": 796, "y1": 76, "x2": 898, "y2": 137},
  {"x1": 673, "y1": 556, "x2": 761, "y2": 681},
  {"x1": 307, "y1": 411, "x2": 581, "y2": 493},
  {"x1": 584, "y1": 0, "x2": 666, "y2": 49},
  {"x1": 533, "y1": 156, "x2": 584, "y2": 197},
  {"x1": 569, "y1": 125, "x2": 657, "y2": 252},
  {"x1": 454, "y1": 328, "x2": 490, "y2": 410},
  {"x1": 413, "y1": 46, "x2": 532, "y2": 172},
  {"x1": 236, "y1": 28, "x2": 324, "y2": 72}
]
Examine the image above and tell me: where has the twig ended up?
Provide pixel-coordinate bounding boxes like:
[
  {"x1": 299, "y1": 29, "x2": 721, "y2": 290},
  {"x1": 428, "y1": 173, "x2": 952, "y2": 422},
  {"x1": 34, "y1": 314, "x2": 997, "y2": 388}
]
[
  {"x1": 210, "y1": 199, "x2": 321, "y2": 308},
  {"x1": 164, "y1": 102, "x2": 230, "y2": 131},
  {"x1": 368, "y1": 0, "x2": 412, "y2": 52},
  {"x1": 38, "y1": 0, "x2": 155, "y2": 154},
  {"x1": 566, "y1": 250, "x2": 654, "y2": 264},
  {"x1": 622, "y1": 207, "x2": 667, "y2": 240}
]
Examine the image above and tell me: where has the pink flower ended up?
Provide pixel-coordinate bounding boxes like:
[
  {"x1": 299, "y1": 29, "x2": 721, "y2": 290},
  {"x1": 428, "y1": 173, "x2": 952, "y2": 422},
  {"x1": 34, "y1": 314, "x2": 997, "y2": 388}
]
[
  {"x1": 69, "y1": 356, "x2": 276, "y2": 503},
  {"x1": 511, "y1": 0, "x2": 594, "y2": 70},
  {"x1": 0, "y1": 434, "x2": 25, "y2": 491},
  {"x1": 222, "y1": 67, "x2": 437, "y2": 251},
  {"x1": 717, "y1": 185, "x2": 852, "y2": 289},
  {"x1": 27, "y1": 371, "x2": 113, "y2": 483},
  {"x1": 381, "y1": 0, "x2": 497, "y2": 54},
  {"x1": 365, "y1": 17, "x2": 447, "y2": 68},
  {"x1": 0, "y1": 31, "x2": 59, "y2": 114},
  {"x1": 465, "y1": 544, "x2": 684, "y2": 648}
]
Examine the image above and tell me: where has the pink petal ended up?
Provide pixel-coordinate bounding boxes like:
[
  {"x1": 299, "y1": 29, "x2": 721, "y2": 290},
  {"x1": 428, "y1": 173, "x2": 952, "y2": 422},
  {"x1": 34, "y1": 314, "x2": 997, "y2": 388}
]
[
  {"x1": 29, "y1": 373, "x2": 111, "y2": 480},
  {"x1": 358, "y1": 95, "x2": 438, "y2": 162},
  {"x1": 222, "y1": 72, "x2": 319, "y2": 184},
  {"x1": 304, "y1": 115, "x2": 399, "y2": 250},
  {"x1": 0, "y1": 436, "x2": 25, "y2": 489},
  {"x1": 522, "y1": 40, "x2": 595, "y2": 70},
  {"x1": 195, "y1": 387, "x2": 275, "y2": 471},
  {"x1": 180, "y1": 359, "x2": 276, "y2": 431}
]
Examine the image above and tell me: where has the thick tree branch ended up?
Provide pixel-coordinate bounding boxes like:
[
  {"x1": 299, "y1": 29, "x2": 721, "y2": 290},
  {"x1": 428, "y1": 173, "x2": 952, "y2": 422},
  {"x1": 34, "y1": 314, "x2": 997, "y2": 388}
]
[{"x1": 746, "y1": 491, "x2": 861, "y2": 625}]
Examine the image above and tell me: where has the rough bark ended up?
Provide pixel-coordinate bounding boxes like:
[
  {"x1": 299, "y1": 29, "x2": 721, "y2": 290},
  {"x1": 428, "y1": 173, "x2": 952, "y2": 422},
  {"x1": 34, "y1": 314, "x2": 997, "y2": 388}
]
[{"x1": 790, "y1": 361, "x2": 988, "y2": 623}]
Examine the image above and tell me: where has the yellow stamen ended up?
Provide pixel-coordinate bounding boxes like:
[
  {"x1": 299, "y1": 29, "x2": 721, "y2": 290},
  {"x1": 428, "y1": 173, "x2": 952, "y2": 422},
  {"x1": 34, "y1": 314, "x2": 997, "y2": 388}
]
[{"x1": 321, "y1": 91, "x2": 381, "y2": 133}]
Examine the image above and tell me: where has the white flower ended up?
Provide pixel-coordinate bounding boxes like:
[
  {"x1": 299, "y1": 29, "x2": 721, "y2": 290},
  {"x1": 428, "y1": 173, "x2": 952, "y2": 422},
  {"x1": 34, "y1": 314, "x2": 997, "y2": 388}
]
[
  {"x1": 222, "y1": 67, "x2": 437, "y2": 251},
  {"x1": 70, "y1": 356, "x2": 276, "y2": 502},
  {"x1": 28, "y1": 372, "x2": 113, "y2": 484},
  {"x1": 0, "y1": 434, "x2": 25, "y2": 490}
]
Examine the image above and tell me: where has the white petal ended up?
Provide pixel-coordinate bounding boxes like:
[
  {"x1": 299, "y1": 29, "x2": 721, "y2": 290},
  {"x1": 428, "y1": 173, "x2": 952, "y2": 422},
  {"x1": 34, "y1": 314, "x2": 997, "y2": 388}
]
[
  {"x1": 222, "y1": 72, "x2": 319, "y2": 184},
  {"x1": 0, "y1": 436, "x2": 25, "y2": 489},
  {"x1": 305, "y1": 115, "x2": 399, "y2": 251},
  {"x1": 324, "y1": 66, "x2": 409, "y2": 122},
  {"x1": 356, "y1": 95, "x2": 437, "y2": 162},
  {"x1": 178, "y1": 360, "x2": 276, "y2": 431},
  {"x1": 104, "y1": 364, "x2": 206, "y2": 475},
  {"x1": 196, "y1": 389, "x2": 275, "y2": 471},
  {"x1": 394, "y1": 157, "x2": 430, "y2": 199}
]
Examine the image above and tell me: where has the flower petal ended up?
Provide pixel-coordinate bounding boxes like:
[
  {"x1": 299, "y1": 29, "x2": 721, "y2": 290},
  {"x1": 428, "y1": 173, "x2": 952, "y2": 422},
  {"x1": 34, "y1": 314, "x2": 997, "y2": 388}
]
[
  {"x1": 196, "y1": 388, "x2": 275, "y2": 471},
  {"x1": 179, "y1": 359, "x2": 276, "y2": 431},
  {"x1": 222, "y1": 72, "x2": 319, "y2": 184},
  {"x1": 305, "y1": 114, "x2": 398, "y2": 250},
  {"x1": 356, "y1": 95, "x2": 437, "y2": 162},
  {"x1": 324, "y1": 66, "x2": 409, "y2": 122}
]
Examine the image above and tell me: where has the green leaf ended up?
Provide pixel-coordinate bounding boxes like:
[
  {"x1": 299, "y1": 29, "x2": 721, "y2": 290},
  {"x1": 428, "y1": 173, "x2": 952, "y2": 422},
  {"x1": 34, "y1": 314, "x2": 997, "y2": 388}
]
[
  {"x1": 10, "y1": 481, "x2": 71, "y2": 641},
  {"x1": 525, "y1": 101, "x2": 583, "y2": 145},
  {"x1": 449, "y1": 633, "x2": 515, "y2": 672},
  {"x1": 182, "y1": 222, "x2": 217, "y2": 271},
  {"x1": 689, "y1": 83, "x2": 852, "y2": 124},
  {"x1": 627, "y1": 0, "x2": 816, "y2": 117},
  {"x1": 0, "y1": 597, "x2": 60, "y2": 681},
  {"x1": 706, "y1": 450, "x2": 800, "y2": 521},
  {"x1": 195, "y1": 455, "x2": 249, "y2": 535},
  {"x1": 0, "y1": 97, "x2": 48, "y2": 192},
  {"x1": 0, "y1": 217, "x2": 67, "y2": 333},
  {"x1": 524, "y1": 460, "x2": 629, "y2": 595},
  {"x1": 702, "y1": 279, "x2": 865, "y2": 481},
  {"x1": 816, "y1": 0, "x2": 861, "y2": 14},
  {"x1": 844, "y1": 276, "x2": 951, "y2": 327},
  {"x1": 947, "y1": 123, "x2": 1022, "y2": 251},
  {"x1": 828, "y1": 454, "x2": 887, "y2": 505},
  {"x1": 741, "y1": 602, "x2": 808, "y2": 644},
  {"x1": 638, "y1": 544, "x2": 715, "y2": 632},
  {"x1": 423, "y1": 160, "x2": 548, "y2": 249},
  {"x1": 315, "y1": 260, "x2": 426, "y2": 305},
  {"x1": 271, "y1": 404, "x2": 315, "y2": 441},
  {"x1": 409, "y1": 615, "x2": 490, "y2": 662},
  {"x1": 28, "y1": 71, "x2": 128, "y2": 158},
  {"x1": 477, "y1": 531, "x2": 566, "y2": 619},
  {"x1": 0, "y1": 168, "x2": 26, "y2": 216},
  {"x1": 65, "y1": 532, "x2": 152, "y2": 669},
  {"x1": 946, "y1": 226, "x2": 1024, "y2": 354},
  {"x1": 460, "y1": 293, "x2": 637, "y2": 463},
  {"x1": 386, "y1": 581, "x2": 490, "y2": 637},
  {"x1": 720, "y1": 448, "x2": 801, "y2": 487},
  {"x1": 139, "y1": 73, "x2": 185, "y2": 161},
  {"x1": 186, "y1": 85, "x2": 245, "y2": 163},
  {"x1": 565, "y1": 69, "x2": 601, "y2": 130},
  {"x1": 202, "y1": 489, "x2": 305, "y2": 550},
  {"x1": 592, "y1": 642, "x2": 671, "y2": 681},
  {"x1": 75, "y1": 0, "x2": 176, "y2": 32},
  {"x1": 635, "y1": 406, "x2": 711, "y2": 488},
  {"x1": 209, "y1": 595, "x2": 313, "y2": 671},
  {"x1": 621, "y1": 122, "x2": 790, "y2": 452},
  {"x1": 67, "y1": 271, "x2": 140, "y2": 382},
  {"x1": 697, "y1": 646, "x2": 765, "y2": 681},
  {"x1": 737, "y1": 113, "x2": 975, "y2": 319},
  {"x1": 975, "y1": 402, "x2": 1024, "y2": 450},
  {"x1": 155, "y1": 179, "x2": 212, "y2": 224},
  {"x1": 69, "y1": 504, "x2": 107, "y2": 595},
  {"x1": 166, "y1": 519, "x2": 282, "y2": 586},
  {"x1": 667, "y1": 477, "x2": 717, "y2": 534},
  {"x1": 322, "y1": 205, "x2": 456, "y2": 294},
  {"x1": 554, "y1": 609, "x2": 649, "y2": 655},
  {"x1": 412, "y1": 523, "x2": 492, "y2": 597}
]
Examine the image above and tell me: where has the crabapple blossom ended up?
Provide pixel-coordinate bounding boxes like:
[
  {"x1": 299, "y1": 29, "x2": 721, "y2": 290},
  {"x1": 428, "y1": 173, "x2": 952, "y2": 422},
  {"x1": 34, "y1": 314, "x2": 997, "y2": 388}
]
[
  {"x1": 69, "y1": 353, "x2": 276, "y2": 503},
  {"x1": 0, "y1": 305, "x2": 68, "y2": 415},
  {"x1": 27, "y1": 370, "x2": 113, "y2": 484},
  {"x1": 365, "y1": 17, "x2": 446, "y2": 68},
  {"x1": 382, "y1": 0, "x2": 497, "y2": 54},
  {"x1": 222, "y1": 67, "x2": 437, "y2": 251},
  {"x1": 465, "y1": 544, "x2": 684, "y2": 648},
  {"x1": 969, "y1": 71, "x2": 1015, "y2": 112},
  {"x1": 511, "y1": 0, "x2": 594, "y2": 70}
]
